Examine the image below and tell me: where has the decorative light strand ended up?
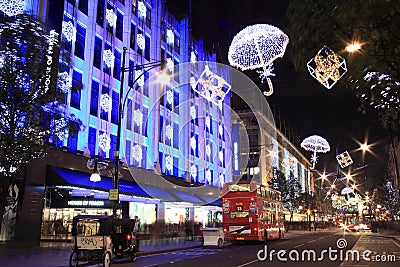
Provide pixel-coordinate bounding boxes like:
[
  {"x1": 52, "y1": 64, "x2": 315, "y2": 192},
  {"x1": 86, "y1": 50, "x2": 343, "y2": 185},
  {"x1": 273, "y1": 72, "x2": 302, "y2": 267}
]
[
  {"x1": 190, "y1": 106, "x2": 196, "y2": 119},
  {"x1": 106, "y1": 9, "x2": 117, "y2": 28},
  {"x1": 62, "y1": 21, "x2": 76, "y2": 42},
  {"x1": 166, "y1": 58, "x2": 174, "y2": 73},
  {"x1": 99, "y1": 133, "x2": 111, "y2": 152},
  {"x1": 137, "y1": 1, "x2": 146, "y2": 19},
  {"x1": 103, "y1": 49, "x2": 114, "y2": 68},
  {"x1": 166, "y1": 29, "x2": 174, "y2": 46},
  {"x1": 132, "y1": 144, "x2": 142, "y2": 162},
  {"x1": 135, "y1": 69, "x2": 144, "y2": 87},
  {"x1": 190, "y1": 136, "x2": 196, "y2": 150},
  {"x1": 100, "y1": 94, "x2": 112, "y2": 112},
  {"x1": 165, "y1": 155, "x2": 173, "y2": 171},
  {"x1": 0, "y1": 0, "x2": 24, "y2": 17},
  {"x1": 165, "y1": 124, "x2": 173, "y2": 140},
  {"x1": 133, "y1": 109, "x2": 143, "y2": 126},
  {"x1": 190, "y1": 165, "x2": 197, "y2": 178},
  {"x1": 190, "y1": 51, "x2": 197, "y2": 64},
  {"x1": 57, "y1": 71, "x2": 72, "y2": 93},
  {"x1": 166, "y1": 90, "x2": 173, "y2": 105},
  {"x1": 137, "y1": 33, "x2": 145, "y2": 50}
]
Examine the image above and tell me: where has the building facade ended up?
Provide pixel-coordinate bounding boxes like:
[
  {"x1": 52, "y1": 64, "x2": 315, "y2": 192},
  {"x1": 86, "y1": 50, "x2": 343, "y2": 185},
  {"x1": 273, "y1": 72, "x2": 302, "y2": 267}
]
[{"x1": 3, "y1": 0, "x2": 231, "y2": 244}]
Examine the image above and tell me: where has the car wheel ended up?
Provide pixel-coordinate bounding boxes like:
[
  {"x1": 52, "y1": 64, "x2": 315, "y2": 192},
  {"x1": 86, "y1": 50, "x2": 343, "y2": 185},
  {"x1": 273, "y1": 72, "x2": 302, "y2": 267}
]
[
  {"x1": 69, "y1": 251, "x2": 79, "y2": 267},
  {"x1": 103, "y1": 251, "x2": 112, "y2": 267}
]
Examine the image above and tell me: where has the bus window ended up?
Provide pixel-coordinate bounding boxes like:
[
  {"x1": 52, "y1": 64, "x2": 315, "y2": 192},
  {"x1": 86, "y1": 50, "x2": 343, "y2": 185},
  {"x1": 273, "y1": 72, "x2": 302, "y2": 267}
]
[
  {"x1": 228, "y1": 184, "x2": 250, "y2": 192},
  {"x1": 257, "y1": 186, "x2": 262, "y2": 197},
  {"x1": 230, "y1": 211, "x2": 249, "y2": 218},
  {"x1": 261, "y1": 187, "x2": 266, "y2": 198}
]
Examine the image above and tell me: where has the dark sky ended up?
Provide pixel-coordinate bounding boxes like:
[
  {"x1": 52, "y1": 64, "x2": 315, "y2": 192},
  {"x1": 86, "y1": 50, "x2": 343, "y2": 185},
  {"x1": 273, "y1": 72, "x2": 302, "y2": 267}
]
[{"x1": 166, "y1": 0, "x2": 389, "y2": 188}]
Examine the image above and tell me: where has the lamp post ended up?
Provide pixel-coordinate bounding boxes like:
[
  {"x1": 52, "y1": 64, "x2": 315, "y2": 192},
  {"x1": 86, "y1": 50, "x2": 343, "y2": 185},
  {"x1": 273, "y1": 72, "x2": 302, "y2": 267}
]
[{"x1": 112, "y1": 47, "x2": 165, "y2": 216}]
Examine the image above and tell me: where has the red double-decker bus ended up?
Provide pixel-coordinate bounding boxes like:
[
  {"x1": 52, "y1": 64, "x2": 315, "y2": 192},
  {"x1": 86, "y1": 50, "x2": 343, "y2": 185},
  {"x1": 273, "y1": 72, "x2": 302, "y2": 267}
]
[{"x1": 222, "y1": 181, "x2": 284, "y2": 242}]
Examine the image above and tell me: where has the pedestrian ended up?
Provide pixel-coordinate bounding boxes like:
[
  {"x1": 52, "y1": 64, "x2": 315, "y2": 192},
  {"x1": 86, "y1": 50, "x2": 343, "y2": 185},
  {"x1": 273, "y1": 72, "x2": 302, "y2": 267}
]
[
  {"x1": 184, "y1": 220, "x2": 192, "y2": 241},
  {"x1": 133, "y1": 215, "x2": 141, "y2": 251}
]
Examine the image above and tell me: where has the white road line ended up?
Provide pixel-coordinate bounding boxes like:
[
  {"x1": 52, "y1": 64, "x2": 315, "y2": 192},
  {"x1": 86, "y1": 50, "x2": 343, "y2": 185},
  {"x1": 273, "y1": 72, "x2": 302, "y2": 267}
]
[{"x1": 236, "y1": 259, "x2": 258, "y2": 267}]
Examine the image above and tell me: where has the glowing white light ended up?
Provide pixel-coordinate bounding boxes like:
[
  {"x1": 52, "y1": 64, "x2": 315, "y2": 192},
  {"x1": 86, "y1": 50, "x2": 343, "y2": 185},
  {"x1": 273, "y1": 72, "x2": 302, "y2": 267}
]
[
  {"x1": 219, "y1": 150, "x2": 224, "y2": 163},
  {"x1": 166, "y1": 29, "x2": 174, "y2": 46},
  {"x1": 135, "y1": 69, "x2": 144, "y2": 87},
  {"x1": 190, "y1": 51, "x2": 197, "y2": 64},
  {"x1": 166, "y1": 58, "x2": 174, "y2": 73},
  {"x1": 103, "y1": 49, "x2": 114, "y2": 68},
  {"x1": 137, "y1": 1, "x2": 146, "y2": 19},
  {"x1": 219, "y1": 124, "x2": 223, "y2": 136},
  {"x1": 57, "y1": 71, "x2": 72, "y2": 93},
  {"x1": 336, "y1": 151, "x2": 353, "y2": 168},
  {"x1": 100, "y1": 94, "x2": 112, "y2": 112},
  {"x1": 165, "y1": 125, "x2": 173, "y2": 140},
  {"x1": 62, "y1": 21, "x2": 76, "y2": 42},
  {"x1": 190, "y1": 136, "x2": 196, "y2": 150},
  {"x1": 206, "y1": 169, "x2": 212, "y2": 183},
  {"x1": 190, "y1": 165, "x2": 197, "y2": 178},
  {"x1": 307, "y1": 46, "x2": 347, "y2": 89},
  {"x1": 99, "y1": 133, "x2": 111, "y2": 152},
  {"x1": 190, "y1": 76, "x2": 196, "y2": 90},
  {"x1": 106, "y1": 9, "x2": 117, "y2": 28},
  {"x1": 228, "y1": 24, "x2": 289, "y2": 96},
  {"x1": 166, "y1": 90, "x2": 173, "y2": 105},
  {"x1": 54, "y1": 118, "x2": 68, "y2": 141},
  {"x1": 165, "y1": 155, "x2": 173, "y2": 171},
  {"x1": 132, "y1": 144, "x2": 142, "y2": 162},
  {"x1": 301, "y1": 135, "x2": 330, "y2": 169},
  {"x1": 0, "y1": 55, "x2": 4, "y2": 68},
  {"x1": 133, "y1": 109, "x2": 143, "y2": 126},
  {"x1": 219, "y1": 173, "x2": 225, "y2": 186},
  {"x1": 190, "y1": 106, "x2": 196, "y2": 119},
  {"x1": 206, "y1": 144, "x2": 211, "y2": 158},
  {"x1": 0, "y1": 0, "x2": 24, "y2": 17},
  {"x1": 137, "y1": 33, "x2": 145, "y2": 50}
]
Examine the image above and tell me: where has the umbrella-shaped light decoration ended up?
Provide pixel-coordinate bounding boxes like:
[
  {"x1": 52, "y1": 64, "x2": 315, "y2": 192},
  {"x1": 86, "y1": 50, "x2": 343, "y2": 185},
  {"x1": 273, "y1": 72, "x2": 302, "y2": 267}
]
[
  {"x1": 228, "y1": 24, "x2": 289, "y2": 96},
  {"x1": 300, "y1": 135, "x2": 330, "y2": 169}
]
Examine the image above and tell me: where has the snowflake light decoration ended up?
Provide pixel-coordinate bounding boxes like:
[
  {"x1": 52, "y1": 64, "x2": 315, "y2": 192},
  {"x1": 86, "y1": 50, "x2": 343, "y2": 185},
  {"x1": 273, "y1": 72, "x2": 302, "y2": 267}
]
[
  {"x1": 219, "y1": 150, "x2": 224, "y2": 163},
  {"x1": 100, "y1": 94, "x2": 112, "y2": 112},
  {"x1": 103, "y1": 49, "x2": 114, "y2": 68},
  {"x1": 190, "y1": 165, "x2": 197, "y2": 178},
  {"x1": 166, "y1": 90, "x2": 173, "y2": 104},
  {"x1": 53, "y1": 118, "x2": 68, "y2": 141},
  {"x1": 165, "y1": 124, "x2": 173, "y2": 140},
  {"x1": 307, "y1": 46, "x2": 347, "y2": 89},
  {"x1": 62, "y1": 21, "x2": 76, "y2": 42},
  {"x1": 190, "y1": 51, "x2": 197, "y2": 64},
  {"x1": 206, "y1": 169, "x2": 212, "y2": 183},
  {"x1": 228, "y1": 24, "x2": 289, "y2": 96},
  {"x1": 165, "y1": 155, "x2": 173, "y2": 171},
  {"x1": 137, "y1": 1, "x2": 146, "y2": 19},
  {"x1": 206, "y1": 144, "x2": 211, "y2": 158},
  {"x1": 132, "y1": 144, "x2": 142, "y2": 162},
  {"x1": 135, "y1": 69, "x2": 144, "y2": 87},
  {"x1": 190, "y1": 136, "x2": 196, "y2": 150},
  {"x1": 137, "y1": 33, "x2": 145, "y2": 50},
  {"x1": 106, "y1": 9, "x2": 117, "y2": 28},
  {"x1": 57, "y1": 71, "x2": 72, "y2": 93},
  {"x1": 0, "y1": 0, "x2": 24, "y2": 17},
  {"x1": 166, "y1": 58, "x2": 174, "y2": 73},
  {"x1": 190, "y1": 106, "x2": 196, "y2": 119},
  {"x1": 133, "y1": 109, "x2": 143, "y2": 126},
  {"x1": 192, "y1": 65, "x2": 231, "y2": 105},
  {"x1": 166, "y1": 29, "x2": 174, "y2": 46},
  {"x1": 99, "y1": 133, "x2": 111, "y2": 152}
]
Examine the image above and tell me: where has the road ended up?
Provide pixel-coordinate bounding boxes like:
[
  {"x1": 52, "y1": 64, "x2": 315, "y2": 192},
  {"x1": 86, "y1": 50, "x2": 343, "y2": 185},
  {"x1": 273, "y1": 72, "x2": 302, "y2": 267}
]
[{"x1": 117, "y1": 230, "x2": 399, "y2": 267}]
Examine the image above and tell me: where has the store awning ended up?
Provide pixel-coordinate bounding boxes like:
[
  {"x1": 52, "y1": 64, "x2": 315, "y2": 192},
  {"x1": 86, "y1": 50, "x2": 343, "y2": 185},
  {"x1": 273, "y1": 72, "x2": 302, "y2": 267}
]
[{"x1": 169, "y1": 190, "x2": 205, "y2": 204}]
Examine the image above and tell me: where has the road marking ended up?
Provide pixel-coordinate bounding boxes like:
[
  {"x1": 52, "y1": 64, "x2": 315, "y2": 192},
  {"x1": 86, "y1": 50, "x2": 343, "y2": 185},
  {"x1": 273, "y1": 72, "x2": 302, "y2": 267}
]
[{"x1": 237, "y1": 259, "x2": 258, "y2": 267}]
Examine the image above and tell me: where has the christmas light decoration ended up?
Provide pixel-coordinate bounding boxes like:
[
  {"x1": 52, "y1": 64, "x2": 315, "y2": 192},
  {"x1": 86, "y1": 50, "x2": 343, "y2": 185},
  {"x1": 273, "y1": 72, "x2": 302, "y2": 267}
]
[
  {"x1": 135, "y1": 69, "x2": 144, "y2": 87},
  {"x1": 190, "y1": 106, "x2": 196, "y2": 119},
  {"x1": 336, "y1": 151, "x2": 353, "y2": 168},
  {"x1": 165, "y1": 124, "x2": 173, "y2": 140},
  {"x1": 106, "y1": 9, "x2": 117, "y2": 28},
  {"x1": 219, "y1": 124, "x2": 223, "y2": 136},
  {"x1": 166, "y1": 90, "x2": 173, "y2": 104},
  {"x1": 133, "y1": 109, "x2": 143, "y2": 126},
  {"x1": 132, "y1": 144, "x2": 142, "y2": 162},
  {"x1": 190, "y1": 136, "x2": 196, "y2": 150},
  {"x1": 206, "y1": 144, "x2": 211, "y2": 158},
  {"x1": 137, "y1": 33, "x2": 145, "y2": 50},
  {"x1": 190, "y1": 76, "x2": 196, "y2": 90},
  {"x1": 53, "y1": 118, "x2": 68, "y2": 140},
  {"x1": 300, "y1": 135, "x2": 330, "y2": 169},
  {"x1": 137, "y1": 1, "x2": 146, "y2": 19},
  {"x1": 193, "y1": 65, "x2": 231, "y2": 105},
  {"x1": 206, "y1": 169, "x2": 211, "y2": 183},
  {"x1": 57, "y1": 71, "x2": 72, "y2": 93},
  {"x1": 228, "y1": 24, "x2": 289, "y2": 96},
  {"x1": 99, "y1": 133, "x2": 111, "y2": 152},
  {"x1": 219, "y1": 150, "x2": 224, "y2": 163},
  {"x1": 166, "y1": 58, "x2": 174, "y2": 73},
  {"x1": 166, "y1": 29, "x2": 174, "y2": 46},
  {"x1": 103, "y1": 49, "x2": 114, "y2": 68},
  {"x1": 62, "y1": 21, "x2": 76, "y2": 42},
  {"x1": 190, "y1": 51, "x2": 197, "y2": 64},
  {"x1": 100, "y1": 94, "x2": 112, "y2": 112},
  {"x1": 190, "y1": 165, "x2": 197, "y2": 178},
  {"x1": 165, "y1": 155, "x2": 173, "y2": 171},
  {"x1": 0, "y1": 0, "x2": 24, "y2": 17},
  {"x1": 0, "y1": 54, "x2": 4, "y2": 68},
  {"x1": 219, "y1": 173, "x2": 225, "y2": 186},
  {"x1": 307, "y1": 46, "x2": 347, "y2": 89},
  {"x1": 205, "y1": 116, "x2": 210, "y2": 129}
]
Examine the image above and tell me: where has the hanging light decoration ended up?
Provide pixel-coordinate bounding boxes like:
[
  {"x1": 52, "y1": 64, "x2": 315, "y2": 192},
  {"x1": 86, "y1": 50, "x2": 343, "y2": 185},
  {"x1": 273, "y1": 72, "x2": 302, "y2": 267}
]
[
  {"x1": 206, "y1": 144, "x2": 211, "y2": 158},
  {"x1": 165, "y1": 155, "x2": 173, "y2": 171},
  {"x1": 190, "y1": 76, "x2": 196, "y2": 90},
  {"x1": 300, "y1": 135, "x2": 330, "y2": 169},
  {"x1": 219, "y1": 150, "x2": 224, "y2": 163},
  {"x1": 100, "y1": 94, "x2": 112, "y2": 112},
  {"x1": 166, "y1": 58, "x2": 174, "y2": 73},
  {"x1": 137, "y1": 1, "x2": 146, "y2": 19},
  {"x1": 190, "y1": 136, "x2": 196, "y2": 150},
  {"x1": 57, "y1": 71, "x2": 72, "y2": 93},
  {"x1": 133, "y1": 109, "x2": 143, "y2": 126},
  {"x1": 165, "y1": 124, "x2": 173, "y2": 140},
  {"x1": 166, "y1": 90, "x2": 173, "y2": 104},
  {"x1": 190, "y1": 106, "x2": 196, "y2": 119},
  {"x1": 106, "y1": 9, "x2": 117, "y2": 28},
  {"x1": 190, "y1": 165, "x2": 197, "y2": 178},
  {"x1": 62, "y1": 20, "x2": 76, "y2": 42},
  {"x1": 206, "y1": 169, "x2": 212, "y2": 183},
  {"x1": 135, "y1": 69, "x2": 144, "y2": 87},
  {"x1": 132, "y1": 144, "x2": 142, "y2": 162},
  {"x1": 53, "y1": 118, "x2": 68, "y2": 141},
  {"x1": 190, "y1": 51, "x2": 197, "y2": 64},
  {"x1": 166, "y1": 29, "x2": 174, "y2": 46},
  {"x1": 307, "y1": 45, "x2": 347, "y2": 89},
  {"x1": 219, "y1": 173, "x2": 225, "y2": 187},
  {"x1": 0, "y1": 0, "x2": 24, "y2": 17},
  {"x1": 99, "y1": 133, "x2": 111, "y2": 152},
  {"x1": 137, "y1": 33, "x2": 145, "y2": 50},
  {"x1": 219, "y1": 124, "x2": 223, "y2": 137},
  {"x1": 103, "y1": 49, "x2": 114, "y2": 68},
  {"x1": 205, "y1": 116, "x2": 210, "y2": 129}
]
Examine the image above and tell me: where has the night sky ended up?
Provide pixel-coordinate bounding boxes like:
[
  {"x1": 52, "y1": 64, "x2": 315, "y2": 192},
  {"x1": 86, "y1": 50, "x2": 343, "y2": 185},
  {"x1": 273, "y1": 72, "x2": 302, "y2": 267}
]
[{"x1": 166, "y1": 0, "x2": 389, "y2": 189}]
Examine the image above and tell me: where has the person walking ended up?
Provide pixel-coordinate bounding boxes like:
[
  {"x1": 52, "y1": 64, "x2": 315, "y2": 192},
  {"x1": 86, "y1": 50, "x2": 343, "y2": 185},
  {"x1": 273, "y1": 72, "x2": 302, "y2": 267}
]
[{"x1": 133, "y1": 216, "x2": 141, "y2": 251}]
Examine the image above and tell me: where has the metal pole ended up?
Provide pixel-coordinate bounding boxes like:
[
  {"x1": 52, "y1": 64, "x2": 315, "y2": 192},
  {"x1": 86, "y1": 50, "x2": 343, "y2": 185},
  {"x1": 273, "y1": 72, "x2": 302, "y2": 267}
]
[{"x1": 114, "y1": 47, "x2": 127, "y2": 216}]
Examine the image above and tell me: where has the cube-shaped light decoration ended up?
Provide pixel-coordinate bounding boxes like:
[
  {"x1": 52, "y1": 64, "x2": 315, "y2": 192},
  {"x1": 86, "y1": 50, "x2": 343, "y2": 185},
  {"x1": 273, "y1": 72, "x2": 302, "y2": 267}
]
[
  {"x1": 192, "y1": 64, "x2": 231, "y2": 105},
  {"x1": 307, "y1": 46, "x2": 347, "y2": 89},
  {"x1": 336, "y1": 151, "x2": 353, "y2": 168}
]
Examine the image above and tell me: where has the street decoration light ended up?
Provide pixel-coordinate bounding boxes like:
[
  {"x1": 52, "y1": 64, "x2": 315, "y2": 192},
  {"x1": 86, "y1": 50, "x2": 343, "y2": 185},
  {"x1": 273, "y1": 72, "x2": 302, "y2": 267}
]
[
  {"x1": 345, "y1": 42, "x2": 362, "y2": 53},
  {"x1": 336, "y1": 151, "x2": 353, "y2": 168},
  {"x1": 0, "y1": 0, "x2": 24, "y2": 17},
  {"x1": 300, "y1": 135, "x2": 330, "y2": 169},
  {"x1": 228, "y1": 24, "x2": 289, "y2": 96}
]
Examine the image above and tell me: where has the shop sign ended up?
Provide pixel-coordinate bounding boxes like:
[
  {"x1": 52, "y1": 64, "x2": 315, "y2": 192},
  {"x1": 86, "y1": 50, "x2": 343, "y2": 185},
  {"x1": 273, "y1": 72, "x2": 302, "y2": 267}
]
[
  {"x1": 109, "y1": 189, "x2": 119, "y2": 201},
  {"x1": 67, "y1": 200, "x2": 105, "y2": 207}
]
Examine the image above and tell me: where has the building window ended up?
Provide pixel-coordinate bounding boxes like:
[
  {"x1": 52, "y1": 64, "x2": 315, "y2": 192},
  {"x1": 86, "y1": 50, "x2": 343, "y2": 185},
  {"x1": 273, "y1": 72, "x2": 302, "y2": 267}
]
[
  {"x1": 111, "y1": 90, "x2": 119, "y2": 124},
  {"x1": 130, "y1": 23, "x2": 136, "y2": 50},
  {"x1": 145, "y1": 6, "x2": 151, "y2": 28},
  {"x1": 70, "y1": 70, "x2": 82, "y2": 110},
  {"x1": 173, "y1": 123, "x2": 179, "y2": 149},
  {"x1": 173, "y1": 90, "x2": 179, "y2": 114},
  {"x1": 173, "y1": 157, "x2": 179, "y2": 177},
  {"x1": 74, "y1": 23, "x2": 86, "y2": 60},
  {"x1": 88, "y1": 127, "x2": 97, "y2": 157},
  {"x1": 93, "y1": 36, "x2": 102, "y2": 69},
  {"x1": 90, "y1": 80, "x2": 99, "y2": 116},
  {"x1": 97, "y1": 0, "x2": 105, "y2": 26},
  {"x1": 110, "y1": 134, "x2": 117, "y2": 159},
  {"x1": 144, "y1": 34, "x2": 150, "y2": 60},
  {"x1": 68, "y1": 129, "x2": 78, "y2": 152},
  {"x1": 132, "y1": 0, "x2": 137, "y2": 15},
  {"x1": 113, "y1": 49, "x2": 121, "y2": 80},
  {"x1": 78, "y1": 0, "x2": 88, "y2": 15},
  {"x1": 174, "y1": 35, "x2": 180, "y2": 53},
  {"x1": 142, "y1": 106, "x2": 148, "y2": 137},
  {"x1": 116, "y1": 11, "x2": 123, "y2": 40}
]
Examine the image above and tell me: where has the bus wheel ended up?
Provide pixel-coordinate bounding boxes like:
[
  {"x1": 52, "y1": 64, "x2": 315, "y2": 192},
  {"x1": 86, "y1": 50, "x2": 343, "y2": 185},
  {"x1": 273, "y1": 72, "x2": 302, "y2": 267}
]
[
  {"x1": 279, "y1": 228, "x2": 282, "y2": 239},
  {"x1": 218, "y1": 238, "x2": 223, "y2": 249}
]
